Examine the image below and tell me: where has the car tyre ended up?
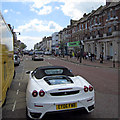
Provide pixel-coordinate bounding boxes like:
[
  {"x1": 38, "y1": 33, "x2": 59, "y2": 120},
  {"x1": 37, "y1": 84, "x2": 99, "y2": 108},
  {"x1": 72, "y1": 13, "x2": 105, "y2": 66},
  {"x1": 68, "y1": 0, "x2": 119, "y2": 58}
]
[
  {"x1": 26, "y1": 107, "x2": 32, "y2": 120},
  {"x1": 13, "y1": 70, "x2": 16, "y2": 79}
]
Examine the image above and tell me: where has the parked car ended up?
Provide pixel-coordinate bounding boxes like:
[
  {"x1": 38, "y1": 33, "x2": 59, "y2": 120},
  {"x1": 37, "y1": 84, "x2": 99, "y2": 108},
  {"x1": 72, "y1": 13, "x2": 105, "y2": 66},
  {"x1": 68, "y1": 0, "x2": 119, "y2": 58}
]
[
  {"x1": 23, "y1": 50, "x2": 29, "y2": 55},
  {"x1": 29, "y1": 51, "x2": 34, "y2": 56},
  {"x1": 32, "y1": 51, "x2": 44, "y2": 61},
  {"x1": 26, "y1": 66, "x2": 95, "y2": 119},
  {"x1": 14, "y1": 54, "x2": 20, "y2": 66},
  {"x1": 44, "y1": 51, "x2": 51, "y2": 55}
]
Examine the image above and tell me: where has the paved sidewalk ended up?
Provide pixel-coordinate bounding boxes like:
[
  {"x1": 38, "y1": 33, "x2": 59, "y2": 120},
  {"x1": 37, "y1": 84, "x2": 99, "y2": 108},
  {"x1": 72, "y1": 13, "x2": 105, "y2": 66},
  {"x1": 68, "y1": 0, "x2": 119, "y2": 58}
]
[{"x1": 57, "y1": 56, "x2": 119, "y2": 69}]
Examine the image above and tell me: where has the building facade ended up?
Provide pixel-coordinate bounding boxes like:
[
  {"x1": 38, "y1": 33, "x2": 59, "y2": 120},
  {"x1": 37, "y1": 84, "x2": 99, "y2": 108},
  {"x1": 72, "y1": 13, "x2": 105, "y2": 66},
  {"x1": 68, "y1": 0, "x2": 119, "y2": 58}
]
[
  {"x1": 35, "y1": 1, "x2": 120, "y2": 61},
  {"x1": 51, "y1": 32, "x2": 59, "y2": 54},
  {"x1": 67, "y1": 2, "x2": 120, "y2": 61}
]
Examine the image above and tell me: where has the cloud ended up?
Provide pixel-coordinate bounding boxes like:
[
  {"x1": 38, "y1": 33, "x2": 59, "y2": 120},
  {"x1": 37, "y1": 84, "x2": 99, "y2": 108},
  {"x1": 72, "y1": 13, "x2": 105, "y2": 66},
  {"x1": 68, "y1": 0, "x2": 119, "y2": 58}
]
[
  {"x1": 3, "y1": 9, "x2": 8, "y2": 13},
  {"x1": 30, "y1": 0, "x2": 105, "y2": 19},
  {"x1": 15, "y1": 19, "x2": 63, "y2": 33},
  {"x1": 2, "y1": 0, "x2": 106, "y2": 19},
  {"x1": 55, "y1": 7, "x2": 60, "y2": 10},
  {"x1": 31, "y1": 6, "x2": 52, "y2": 15},
  {"x1": 60, "y1": 0, "x2": 106, "y2": 20},
  {"x1": 3, "y1": 8, "x2": 21, "y2": 15},
  {"x1": 61, "y1": 1, "x2": 84, "y2": 20},
  {"x1": 1, "y1": 0, "x2": 106, "y2": 1},
  {"x1": 18, "y1": 36, "x2": 42, "y2": 50}
]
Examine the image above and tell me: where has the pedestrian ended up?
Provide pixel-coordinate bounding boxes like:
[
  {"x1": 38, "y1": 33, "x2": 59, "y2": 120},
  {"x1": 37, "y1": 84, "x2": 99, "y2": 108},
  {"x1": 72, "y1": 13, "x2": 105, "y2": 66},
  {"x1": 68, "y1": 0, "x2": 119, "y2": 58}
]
[
  {"x1": 88, "y1": 52, "x2": 91, "y2": 60},
  {"x1": 77, "y1": 51, "x2": 80, "y2": 60},
  {"x1": 91, "y1": 53, "x2": 94, "y2": 62},
  {"x1": 72, "y1": 51, "x2": 75, "y2": 58},
  {"x1": 83, "y1": 52, "x2": 86, "y2": 59},
  {"x1": 100, "y1": 52, "x2": 103, "y2": 63},
  {"x1": 70, "y1": 51, "x2": 72, "y2": 58},
  {"x1": 86, "y1": 52, "x2": 88, "y2": 60}
]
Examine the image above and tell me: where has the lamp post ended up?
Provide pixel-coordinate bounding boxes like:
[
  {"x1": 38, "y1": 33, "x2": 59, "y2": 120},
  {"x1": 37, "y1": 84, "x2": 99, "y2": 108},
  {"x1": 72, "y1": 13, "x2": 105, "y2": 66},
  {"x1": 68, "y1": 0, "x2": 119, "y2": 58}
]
[
  {"x1": 113, "y1": 52, "x2": 116, "y2": 68},
  {"x1": 13, "y1": 31, "x2": 21, "y2": 52},
  {"x1": 79, "y1": 40, "x2": 83, "y2": 63}
]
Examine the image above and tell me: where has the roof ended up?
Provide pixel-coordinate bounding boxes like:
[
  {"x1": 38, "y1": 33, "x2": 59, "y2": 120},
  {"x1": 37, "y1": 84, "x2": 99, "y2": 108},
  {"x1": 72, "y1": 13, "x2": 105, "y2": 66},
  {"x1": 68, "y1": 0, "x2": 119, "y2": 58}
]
[
  {"x1": 106, "y1": 1, "x2": 120, "y2": 9},
  {"x1": 33, "y1": 66, "x2": 74, "y2": 79},
  {"x1": 92, "y1": 5, "x2": 104, "y2": 16}
]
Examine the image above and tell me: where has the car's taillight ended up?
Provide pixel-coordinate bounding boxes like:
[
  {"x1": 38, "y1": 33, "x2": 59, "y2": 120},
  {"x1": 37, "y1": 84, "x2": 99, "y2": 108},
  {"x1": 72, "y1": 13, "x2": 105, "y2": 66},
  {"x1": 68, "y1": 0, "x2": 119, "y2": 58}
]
[
  {"x1": 39, "y1": 90, "x2": 45, "y2": 97},
  {"x1": 89, "y1": 85, "x2": 93, "y2": 92},
  {"x1": 84, "y1": 86, "x2": 88, "y2": 92},
  {"x1": 32, "y1": 90, "x2": 38, "y2": 97}
]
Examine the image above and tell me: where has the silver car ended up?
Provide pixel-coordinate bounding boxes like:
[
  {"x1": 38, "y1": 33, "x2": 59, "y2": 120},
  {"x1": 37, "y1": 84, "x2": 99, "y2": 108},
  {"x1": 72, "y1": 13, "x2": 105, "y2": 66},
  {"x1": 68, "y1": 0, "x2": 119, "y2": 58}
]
[
  {"x1": 14, "y1": 54, "x2": 20, "y2": 66},
  {"x1": 32, "y1": 51, "x2": 44, "y2": 61}
]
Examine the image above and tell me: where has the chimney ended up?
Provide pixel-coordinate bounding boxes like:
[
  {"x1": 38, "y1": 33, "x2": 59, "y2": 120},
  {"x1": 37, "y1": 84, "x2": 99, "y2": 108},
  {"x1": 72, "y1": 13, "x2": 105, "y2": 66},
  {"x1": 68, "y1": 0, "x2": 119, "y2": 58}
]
[{"x1": 83, "y1": 13, "x2": 87, "y2": 17}]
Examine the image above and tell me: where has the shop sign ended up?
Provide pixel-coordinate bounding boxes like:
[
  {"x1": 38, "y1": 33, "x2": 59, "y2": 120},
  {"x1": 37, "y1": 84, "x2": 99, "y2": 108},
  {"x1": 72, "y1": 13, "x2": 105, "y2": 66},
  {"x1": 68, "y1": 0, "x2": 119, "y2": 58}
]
[{"x1": 68, "y1": 41, "x2": 80, "y2": 47}]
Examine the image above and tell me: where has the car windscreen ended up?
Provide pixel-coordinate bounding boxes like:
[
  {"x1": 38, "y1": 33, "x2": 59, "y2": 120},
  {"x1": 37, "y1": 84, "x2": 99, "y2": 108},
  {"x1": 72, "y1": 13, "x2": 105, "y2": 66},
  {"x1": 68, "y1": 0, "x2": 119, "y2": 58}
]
[{"x1": 44, "y1": 76, "x2": 73, "y2": 85}]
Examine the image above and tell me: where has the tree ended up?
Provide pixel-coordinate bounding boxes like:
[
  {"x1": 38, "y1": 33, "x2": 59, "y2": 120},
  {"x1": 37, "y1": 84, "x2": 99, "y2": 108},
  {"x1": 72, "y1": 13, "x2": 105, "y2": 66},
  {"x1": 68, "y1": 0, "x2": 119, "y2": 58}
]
[{"x1": 20, "y1": 43, "x2": 27, "y2": 50}]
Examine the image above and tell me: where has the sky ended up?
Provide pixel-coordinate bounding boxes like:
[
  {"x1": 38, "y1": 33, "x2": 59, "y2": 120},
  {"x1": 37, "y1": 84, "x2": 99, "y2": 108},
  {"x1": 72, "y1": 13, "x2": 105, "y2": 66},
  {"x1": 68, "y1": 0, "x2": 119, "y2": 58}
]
[{"x1": 1, "y1": 0, "x2": 106, "y2": 50}]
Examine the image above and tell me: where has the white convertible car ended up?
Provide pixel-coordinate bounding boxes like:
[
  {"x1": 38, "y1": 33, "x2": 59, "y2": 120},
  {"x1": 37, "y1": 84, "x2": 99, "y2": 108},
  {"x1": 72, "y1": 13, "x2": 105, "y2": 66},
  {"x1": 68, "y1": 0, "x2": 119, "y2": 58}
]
[{"x1": 26, "y1": 66, "x2": 95, "y2": 119}]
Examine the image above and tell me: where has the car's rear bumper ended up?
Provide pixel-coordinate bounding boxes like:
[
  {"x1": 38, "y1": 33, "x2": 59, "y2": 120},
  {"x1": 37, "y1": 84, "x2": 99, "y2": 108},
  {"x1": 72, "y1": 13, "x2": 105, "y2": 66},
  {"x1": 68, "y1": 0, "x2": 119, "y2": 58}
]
[
  {"x1": 27, "y1": 98, "x2": 95, "y2": 119},
  {"x1": 33, "y1": 57, "x2": 44, "y2": 61}
]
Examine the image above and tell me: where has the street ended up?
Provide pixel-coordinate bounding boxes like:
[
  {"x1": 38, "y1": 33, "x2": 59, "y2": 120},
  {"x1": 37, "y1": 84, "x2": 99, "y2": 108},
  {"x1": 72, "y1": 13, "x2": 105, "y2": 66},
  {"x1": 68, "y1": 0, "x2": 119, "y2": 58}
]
[{"x1": 2, "y1": 55, "x2": 118, "y2": 120}]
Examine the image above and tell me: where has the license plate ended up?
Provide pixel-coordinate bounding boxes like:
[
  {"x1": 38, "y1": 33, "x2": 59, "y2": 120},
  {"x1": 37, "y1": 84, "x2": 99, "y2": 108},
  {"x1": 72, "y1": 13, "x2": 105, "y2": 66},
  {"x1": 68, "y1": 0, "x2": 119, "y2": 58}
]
[{"x1": 56, "y1": 102, "x2": 77, "y2": 110}]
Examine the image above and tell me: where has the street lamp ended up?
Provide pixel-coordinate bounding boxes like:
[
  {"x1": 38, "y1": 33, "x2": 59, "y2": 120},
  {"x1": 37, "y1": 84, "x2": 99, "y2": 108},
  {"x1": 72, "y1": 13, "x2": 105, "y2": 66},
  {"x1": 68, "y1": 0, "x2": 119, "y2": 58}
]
[
  {"x1": 16, "y1": 32, "x2": 21, "y2": 35},
  {"x1": 113, "y1": 52, "x2": 116, "y2": 68}
]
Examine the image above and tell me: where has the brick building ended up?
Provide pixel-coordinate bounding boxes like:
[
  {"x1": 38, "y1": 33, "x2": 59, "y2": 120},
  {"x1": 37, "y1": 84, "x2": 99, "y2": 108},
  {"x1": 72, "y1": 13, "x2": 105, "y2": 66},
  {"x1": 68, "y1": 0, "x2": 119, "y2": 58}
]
[{"x1": 66, "y1": 1, "x2": 120, "y2": 61}]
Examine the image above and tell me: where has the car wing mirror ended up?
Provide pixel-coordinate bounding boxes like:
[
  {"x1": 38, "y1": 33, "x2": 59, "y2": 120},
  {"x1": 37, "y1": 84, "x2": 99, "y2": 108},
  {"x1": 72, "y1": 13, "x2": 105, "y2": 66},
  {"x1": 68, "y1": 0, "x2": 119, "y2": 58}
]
[
  {"x1": 69, "y1": 69, "x2": 72, "y2": 73},
  {"x1": 26, "y1": 71, "x2": 31, "y2": 74}
]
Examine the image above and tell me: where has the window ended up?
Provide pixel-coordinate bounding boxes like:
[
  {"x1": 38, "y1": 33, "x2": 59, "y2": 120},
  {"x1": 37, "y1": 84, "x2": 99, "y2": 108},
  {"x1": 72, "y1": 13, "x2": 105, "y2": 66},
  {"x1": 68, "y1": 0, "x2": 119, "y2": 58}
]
[
  {"x1": 85, "y1": 23, "x2": 87, "y2": 29},
  {"x1": 94, "y1": 18, "x2": 96, "y2": 24},
  {"x1": 44, "y1": 76, "x2": 73, "y2": 85},
  {"x1": 75, "y1": 26, "x2": 77, "y2": 32},
  {"x1": 45, "y1": 69, "x2": 63, "y2": 75},
  {"x1": 79, "y1": 24, "x2": 81, "y2": 30},
  {"x1": 82, "y1": 24, "x2": 84, "y2": 29},
  {"x1": 112, "y1": 9, "x2": 116, "y2": 18},
  {"x1": 97, "y1": 17, "x2": 99, "y2": 24},
  {"x1": 108, "y1": 27, "x2": 112, "y2": 33},
  {"x1": 107, "y1": 11, "x2": 111, "y2": 20}
]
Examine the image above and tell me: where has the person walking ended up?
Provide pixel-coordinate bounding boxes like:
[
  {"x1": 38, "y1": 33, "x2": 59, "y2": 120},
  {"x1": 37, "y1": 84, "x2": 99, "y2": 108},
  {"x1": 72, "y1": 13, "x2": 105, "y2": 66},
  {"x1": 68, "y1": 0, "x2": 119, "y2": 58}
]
[
  {"x1": 100, "y1": 52, "x2": 103, "y2": 63},
  {"x1": 72, "y1": 51, "x2": 75, "y2": 58},
  {"x1": 77, "y1": 51, "x2": 80, "y2": 60},
  {"x1": 88, "y1": 52, "x2": 91, "y2": 60},
  {"x1": 70, "y1": 51, "x2": 72, "y2": 58}
]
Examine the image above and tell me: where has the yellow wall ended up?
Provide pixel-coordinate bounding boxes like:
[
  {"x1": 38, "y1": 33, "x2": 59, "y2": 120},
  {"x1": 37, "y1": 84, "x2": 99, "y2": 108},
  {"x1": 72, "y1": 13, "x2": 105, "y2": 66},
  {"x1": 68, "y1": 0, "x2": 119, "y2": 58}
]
[{"x1": 0, "y1": 44, "x2": 14, "y2": 106}]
